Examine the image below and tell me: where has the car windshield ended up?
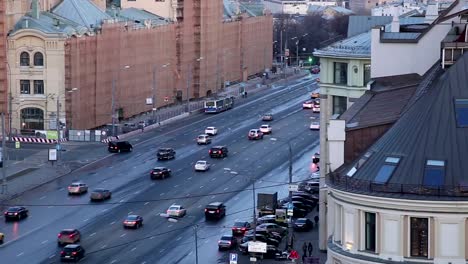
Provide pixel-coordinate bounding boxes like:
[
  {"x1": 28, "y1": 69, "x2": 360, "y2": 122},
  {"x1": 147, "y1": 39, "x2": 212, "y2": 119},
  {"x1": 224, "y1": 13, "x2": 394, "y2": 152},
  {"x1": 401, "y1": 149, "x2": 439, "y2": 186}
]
[
  {"x1": 93, "y1": 189, "x2": 105, "y2": 193},
  {"x1": 196, "y1": 161, "x2": 206, "y2": 165},
  {"x1": 169, "y1": 206, "x2": 179, "y2": 211},
  {"x1": 61, "y1": 230, "x2": 75, "y2": 235},
  {"x1": 234, "y1": 222, "x2": 246, "y2": 227},
  {"x1": 220, "y1": 236, "x2": 231, "y2": 240},
  {"x1": 296, "y1": 219, "x2": 307, "y2": 224},
  {"x1": 63, "y1": 247, "x2": 78, "y2": 252},
  {"x1": 8, "y1": 207, "x2": 21, "y2": 212},
  {"x1": 127, "y1": 215, "x2": 138, "y2": 220},
  {"x1": 206, "y1": 127, "x2": 214, "y2": 130}
]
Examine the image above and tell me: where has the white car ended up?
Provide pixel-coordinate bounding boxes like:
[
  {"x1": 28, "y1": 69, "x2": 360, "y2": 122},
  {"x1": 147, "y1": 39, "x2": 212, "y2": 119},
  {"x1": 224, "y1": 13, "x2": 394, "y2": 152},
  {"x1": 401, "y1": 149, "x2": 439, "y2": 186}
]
[
  {"x1": 205, "y1": 127, "x2": 218, "y2": 136},
  {"x1": 310, "y1": 121, "x2": 320, "y2": 130},
  {"x1": 68, "y1": 182, "x2": 88, "y2": 195},
  {"x1": 166, "y1": 204, "x2": 187, "y2": 217},
  {"x1": 195, "y1": 160, "x2": 210, "y2": 171},
  {"x1": 302, "y1": 101, "x2": 313, "y2": 109},
  {"x1": 259, "y1": 124, "x2": 272, "y2": 134},
  {"x1": 196, "y1": 134, "x2": 212, "y2": 145}
]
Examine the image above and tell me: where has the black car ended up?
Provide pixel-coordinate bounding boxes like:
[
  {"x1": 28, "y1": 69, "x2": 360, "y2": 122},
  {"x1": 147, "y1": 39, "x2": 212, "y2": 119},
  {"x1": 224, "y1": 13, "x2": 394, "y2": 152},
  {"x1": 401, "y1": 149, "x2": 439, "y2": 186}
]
[
  {"x1": 262, "y1": 113, "x2": 273, "y2": 121},
  {"x1": 293, "y1": 218, "x2": 313, "y2": 231},
  {"x1": 291, "y1": 191, "x2": 319, "y2": 201},
  {"x1": 108, "y1": 141, "x2": 133, "y2": 153},
  {"x1": 150, "y1": 167, "x2": 171, "y2": 179},
  {"x1": 241, "y1": 234, "x2": 279, "y2": 247},
  {"x1": 209, "y1": 146, "x2": 228, "y2": 158},
  {"x1": 60, "y1": 244, "x2": 85, "y2": 262},
  {"x1": 232, "y1": 221, "x2": 251, "y2": 236},
  {"x1": 280, "y1": 203, "x2": 307, "y2": 218},
  {"x1": 218, "y1": 235, "x2": 237, "y2": 250},
  {"x1": 291, "y1": 201, "x2": 313, "y2": 212},
  {"x1": 4, "y1": 206, "x2": 28, "y2": 221},
  {"x1": 292, "y1": 196, "x2": 317, "y2": 208},
  {"x1": 204, "y1": 202, "x2": 226, "y2": 220},
  {"x1": 245, "y1": 229, "x2": 282, "y2": 242},
  {"x1": 157, "y1": 148, "x2": 176, "y2": 160}
]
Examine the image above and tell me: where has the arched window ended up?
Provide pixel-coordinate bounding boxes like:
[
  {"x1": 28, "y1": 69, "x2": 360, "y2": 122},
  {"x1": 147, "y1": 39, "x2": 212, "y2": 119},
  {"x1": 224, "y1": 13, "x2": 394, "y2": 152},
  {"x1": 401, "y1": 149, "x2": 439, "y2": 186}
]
[
  {"x1": 33, "y1": 52, "x2": 44, "y2": 66},
  {"x1": 20, "y1": 107, "x2": 44, "y2": 131},
  {"x1": 20, "y1": 52, "x2": 30, "y2": 66}
]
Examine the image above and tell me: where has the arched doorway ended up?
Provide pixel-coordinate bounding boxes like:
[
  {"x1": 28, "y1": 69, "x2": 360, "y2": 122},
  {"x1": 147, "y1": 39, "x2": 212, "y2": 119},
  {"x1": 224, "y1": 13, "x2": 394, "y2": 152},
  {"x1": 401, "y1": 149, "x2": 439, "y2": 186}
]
[
  {"x1": 206, "y1": 90, "x2": 212, "y2": 97},
  {"x1": 21, "y1": 107, "x2": 44, "y2": 134}
]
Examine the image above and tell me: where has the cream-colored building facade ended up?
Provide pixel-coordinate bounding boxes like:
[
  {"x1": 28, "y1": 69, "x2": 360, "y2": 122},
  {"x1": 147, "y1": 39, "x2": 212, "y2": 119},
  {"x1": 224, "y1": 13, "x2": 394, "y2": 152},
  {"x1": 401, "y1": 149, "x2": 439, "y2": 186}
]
[
  {"x1": 8, "y1": 29, "x2": 68, "y2": 133},
  {"x1": 120, "y1": 0, "x2": 175, "y2": 19}
]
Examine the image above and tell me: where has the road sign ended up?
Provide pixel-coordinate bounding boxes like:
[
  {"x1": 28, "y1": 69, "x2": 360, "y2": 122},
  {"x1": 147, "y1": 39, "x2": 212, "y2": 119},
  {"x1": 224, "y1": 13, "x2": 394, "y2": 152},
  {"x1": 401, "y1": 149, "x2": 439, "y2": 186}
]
[
  {"x1": 48, "y1": 149, "x2": 57, "y2": 161},
  {"x1": 288, "y1": 184, "x2": 299, "y2": 192},
  {"x1": 248, "y1": 241, "x2": 267, "y2": 253},
  {"x1": 285, "y1": 49, "x2": 290, "y2": 57},
  {"x1": 15, "y1": 141, "x2": 20, "y2": 149},
  {"x1": 229, "y1": 253, "x2": 238, "y2": 264},
  {"x1": 289, "y1": 250, "x2": 299, "y2": 260},
  {"x1": 287, "y1": 203, "x2": 294, "y2": 216}
]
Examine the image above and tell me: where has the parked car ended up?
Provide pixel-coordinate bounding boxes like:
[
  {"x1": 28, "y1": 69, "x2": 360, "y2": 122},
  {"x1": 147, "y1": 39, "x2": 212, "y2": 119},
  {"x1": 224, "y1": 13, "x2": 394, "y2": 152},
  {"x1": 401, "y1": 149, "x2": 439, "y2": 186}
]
[
  {"x1": 262, "y1": 113, "x2": 274, "y2": 121},
  {"x1": 292, "y1": 191, "x2": 319, "y2": 201},
  {"x1": 241, "y1": 234, "x2": 280, "y2": 247},
  {"x1": 4, "y1": 206, "x2": 28, "y2": 221},
  {"x1": 310, "y1": 66, "x2": 320, "y2": 74},
  {"x1": 245, "y1": 229, "x2": 283, "y2": 242},
  {"x1": 194, "y1": 160, "x2": 210, "y2": 171},
  {"x1": 280, "y1": 203, "x2": 307, "y2": 218},
  {"x1": 204, "y1": 202, "x2": 226, "y2": 220},
  {"x1": 310, "y1": 121, "x2": 320, "y2": 130},
  {"x1": 123, "y1": 215, "x2": 143, "y2": 229},
  {"x1": 292, "y1": 196, "x2": 317, "y2": 208},
  {"x1": 218, "y1": 234, "x2": 237, "y2": 250},
  {"x1": 58, "y1": 229, "x2": 81, "y2": 246},
  {"x1": 232, "y1": 221, "x2": 251, "y2": 236},
  {"x1": 293, "y1": 218, "x2": 313, "y2": 231},
  {"x1": 209, "y1": 146, "x2": 228, "y2": 158},
  {"x1": 298, "y1": 180, "x2": 320, "y2": 193},
  {"x1": 259, "y1": 124, "x2": 272, "y2": 134},
  {"x1": 60, "y1": 244, "x2": 85, "y2": 262},
  {"x1": 90, "y1": 188, "x2": 112, "y2": 201},
  {"x1": 205, "y1": 126, "x2": 218, "y2": 136},
  {"x1": 157, "y1": 148, "x2": 176, "y2": 160},
  {"x1": 257, "y1": 223, "x2": 287, "y2": 236},
  {"x1": 312, "y1": 100, "x2": 320, "y2": 113},
  {"x1": 257, "y1": 214, "x2": 277, "y2": 225},
  {"x1": 150, "y1": 167, "x2": 172, "y2": 179},
  {"x1": 311, "y1": 92, "x2": 320, "y2": 99},
  {"x1": 196, "y1": 134, "x2": 212, "y2": 145},
  {"x1": 166, "y1": 204, "x2": 187, "y2": 218},
  {"x1": 248, "y1": 129, "x2": 264, "y2": 140},
  {"x1": 67, "y1": 182, "x2": 88, "y2": 195},
  {"x1": 122, "y1": 122, "x2": 138, "y2": 133},
  {"x1": 312, "y1": 153, "x2": 320, "y2": 164},
  {"x1": 302, "y1": 100, "x2": 314, "y2": 109},
  {"x1": 108, "y1": 141, "x2": 133, "y2": 153}
]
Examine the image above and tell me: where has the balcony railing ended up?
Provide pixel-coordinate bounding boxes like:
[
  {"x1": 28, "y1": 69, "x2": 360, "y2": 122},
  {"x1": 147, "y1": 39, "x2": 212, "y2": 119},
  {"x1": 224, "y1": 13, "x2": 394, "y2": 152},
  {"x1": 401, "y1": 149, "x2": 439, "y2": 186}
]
[{"x1": 327, "y1": 172, "x2": 468, "y2": 198}]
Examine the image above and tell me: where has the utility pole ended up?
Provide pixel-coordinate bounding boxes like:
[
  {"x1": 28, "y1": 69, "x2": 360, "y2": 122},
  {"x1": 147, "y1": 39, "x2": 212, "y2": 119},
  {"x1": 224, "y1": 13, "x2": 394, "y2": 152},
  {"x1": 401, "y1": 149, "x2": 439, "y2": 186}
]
[
  {"x1": 1, "y1": 113, "x2": 6, "y2": 194},
  {"x1": 193, "y1": 224, "x2": 199, "y2": 264},
  {"x1": 252, "y1": 175, "x2": 257, "y2": 241},
  {"x1": 56, "y1": 94, "x2": 61, "y2": 161},
  {"x1": 296, "y1": 41, "x2": 299, "y2": 67},
  {"x1": 287, "y1": 141, "x2": 293, "y2": 249},
  {"x1": 186, "y1": 64, "x2": 191, "y2": 113},
  {"x1": 111, "y1": 78, "x2": 116, "y2": 137},
  {"x1": 152, "y1": 66, "x2": 157, "y2": 122}
]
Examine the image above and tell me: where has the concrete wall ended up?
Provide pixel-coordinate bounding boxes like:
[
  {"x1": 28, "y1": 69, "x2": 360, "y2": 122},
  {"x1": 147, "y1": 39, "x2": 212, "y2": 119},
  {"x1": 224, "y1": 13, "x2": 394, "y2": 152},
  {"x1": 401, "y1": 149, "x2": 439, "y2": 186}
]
[
  {"x1": 328, "y1": 189, "x2": 468, "y2": 263},
  {"x1": 8, "y1": 30, "x2": 66, "y2": 132}
]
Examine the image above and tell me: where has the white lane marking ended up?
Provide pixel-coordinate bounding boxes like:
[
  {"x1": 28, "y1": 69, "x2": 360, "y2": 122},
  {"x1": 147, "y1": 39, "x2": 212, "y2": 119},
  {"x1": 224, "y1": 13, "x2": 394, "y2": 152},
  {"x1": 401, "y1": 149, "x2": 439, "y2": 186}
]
[
  {"x1": 168, "y1": 224, "x2": 173, "y2": 228},
  {"x1": 211, "y1": 177, "x2": 216, "y2": 181},
  {"x1": 204, "y1": 240, "x2": 209, "y2": 244},
  {"x1": 230, "y1": 171, "x2": 238, "y2": 175},
  {"x1": 111, "y1": 260, "x2": 117, "y2": 264},
  {"x1": 200, "y1": 186, "x2": 204, "y2": 189},
  {"x1": 188, "y1": 177, "x2": 192, "y2": 180},
  {"x1": 233, "y1": 152, "x2": 238, "y2": 155},
  {"x1": 101, "y1": 245, "x2": 107, "y2": 249},
  {"x1": 176, "y1": 236, "x2": 182, "y2": 241},
  {"x1": 110, "y1": 221, "x2": 116, "y2": 225},
  {"x1": 211, "y1": 195, "x2": 216, "y2": 199},
  {"x1": 17, "y1": 252, "x2": 24, "y2": 257},
  {"x1": 134, "y1": 191, "x2": 140, "y2": 194},
  {"x1": 197, "y1": 204, "x2": 202, "y2": 208},
  {"x1": 133, "y1": 166, "x2": 137, "y2": 169},
  {"x1": 90, "y1": 232, "x2": 96, "y2": 237},
  {"x1": 236, "y1": 180, "x2": 240, "y2": 183},
  {"x1": 144, "y1": 202, "x2": 150, "y2": 205},
  {"x1": 223, "y1": 168, "x2": 231, "y2": 171},
  {"x1": 142, "y1": 262, "x2": 147, "y2": 264},
  {"x1": 59, "y1": 188, "x2": 64, "y2": 191},
  {"x1": 174, "y1": 185, "x2": 179, "y2": 188},
  {"x1": 39, "y1": 196, "x2": 46, "y2": 200},
  {"x1": 41, "y1": 240, "x2": 48, "y2": 244},
  {"x1": 224, "y1": 187, "x2": 229, "y2": 191},
  {"x1": 109, "y1": 166, "x2": 113, "y2": 169},
  {"x1": 48, "y1": 206, "x2": 54, "y2": 209},
  {"x1": 120, "y1": 233, "x2": 126, "y2": 237},
  {"x1": 234, "y1": 197, "x2": 239, "y2": 201},
  {"x1": 160, "y1": 193, "x2": 165, "y2": 196},
  {"x1": 102, "y1": 208, "x2": 108, "y2": 213},
  {"x1": 49, "y1": 254, "x2": 55, "y2": 259},
  {"x1": 160, "y1": 249, "x2": 166, "y2": 253},
  {"x1": 131, "y1": 247, "x2": 137, "y2": 252},
  {"x1": 188, "y1": 251, "x2": 193, "y2": 256},
  {"x1": 83, "y1": 218, "x2": 89, "y2": 222},
  {"x1": 120, "y1": 199, "x2": 125, "y2": 203},
  {"x1": 150, "y1": 236, "x2": 155, "y2": 240}
]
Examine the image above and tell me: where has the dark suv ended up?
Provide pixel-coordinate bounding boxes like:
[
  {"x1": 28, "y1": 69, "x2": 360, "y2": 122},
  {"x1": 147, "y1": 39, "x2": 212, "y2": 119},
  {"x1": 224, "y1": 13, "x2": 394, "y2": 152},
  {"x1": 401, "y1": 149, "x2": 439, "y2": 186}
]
[
  {"x1": 157, "y1": 148, "x2": 176, "y2": 160},
  {"x1": 205, "y1": 202, "x2": 226, "y2": 220},
  {"x1": 60, "y1": 244, "x2": 85, "y2": 262},
  {"x1": 209, "y1": 146, "x2": 228, "y2": 158},
  {"x1": 108, "y1": 141, "x2": 133, "y2": 153}
]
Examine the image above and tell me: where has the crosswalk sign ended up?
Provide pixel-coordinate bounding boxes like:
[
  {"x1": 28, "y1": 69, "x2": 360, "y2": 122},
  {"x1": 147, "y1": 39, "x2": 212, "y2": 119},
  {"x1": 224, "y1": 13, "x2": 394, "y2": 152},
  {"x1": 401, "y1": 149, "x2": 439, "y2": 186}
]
[{"x1": 229, "y1": 253, "x2": 238, "y2": 264}]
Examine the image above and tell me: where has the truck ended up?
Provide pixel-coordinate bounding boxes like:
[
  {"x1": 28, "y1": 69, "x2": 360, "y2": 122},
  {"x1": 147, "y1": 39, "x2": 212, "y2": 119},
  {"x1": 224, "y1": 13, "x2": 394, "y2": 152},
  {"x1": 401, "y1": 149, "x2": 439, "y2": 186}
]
[{"x1": 257, "y1": 192, "x2": 278, "y2": 217}]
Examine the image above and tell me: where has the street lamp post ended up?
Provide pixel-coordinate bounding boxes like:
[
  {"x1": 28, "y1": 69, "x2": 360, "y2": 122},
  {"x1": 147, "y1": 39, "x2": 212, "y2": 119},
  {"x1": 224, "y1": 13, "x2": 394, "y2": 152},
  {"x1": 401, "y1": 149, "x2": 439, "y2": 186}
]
[
  {"x1": 111, "y1": 65, "x2": 130, "y2": 137},
  {"x1": 55, "y1": 88, "x2": 78, "y2": 160},
  {"x1": 152, "y1": 63, "x2": 170, "y2": 123},
  {"x1": 291, "y1": 34, "x2": 308, "y2": 68},
  {"x1": 160, "y1": 215, "x2": 199, "y2": 264}
]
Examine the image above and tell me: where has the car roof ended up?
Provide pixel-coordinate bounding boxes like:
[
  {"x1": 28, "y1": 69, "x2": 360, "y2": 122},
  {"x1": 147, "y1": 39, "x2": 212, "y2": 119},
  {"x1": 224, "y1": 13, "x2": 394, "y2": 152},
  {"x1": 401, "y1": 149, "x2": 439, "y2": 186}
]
[
  {"x1": 158, "y1": 148, "x2": 173, "y2": 150},
  {"x1": 64, "y1": 244, "x2": 80, "y2": 249},
  {"x1": 196, "y1": 160, "x2": 207, "y2": 163},
  {"x1": 169, "y1": 204, "x2": 181, "y2": 207},
  {"x1": 127, "y1": 214, "x2": 140, "y2": 218},
  {"x1": 93, "y1": 188, "x2": 108, "y2": 192},
  {"x1": 153, "y1": 167, "x2": 167, "y2": 169},
  {"x1": 206, "y1": 126, "x2": 215, "y2": 129},
  {"x1": 250, "y1": 129, "x2": 259, "y2": 131},
  {"x1": 61, "y1": 229, "x2": 77, "y2": 232},
  {"x1": 208, "y1": 202, "x2": 223, "y2": 206},
  {"x1": 8, "y1": 206, "x2": 23, "y2": 210},
  {"x1": 212, "y1": 146, "x2": 225, "y2": 148},
  {"x1": 198, "y1": 134, "x2": 209, "y2": 137}
]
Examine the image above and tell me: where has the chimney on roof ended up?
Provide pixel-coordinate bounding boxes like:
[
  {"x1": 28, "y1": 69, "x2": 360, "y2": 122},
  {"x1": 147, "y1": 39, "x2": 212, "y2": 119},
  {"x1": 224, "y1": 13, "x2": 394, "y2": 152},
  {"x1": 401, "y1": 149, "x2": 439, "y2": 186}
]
[
  {"x1": 31, "y1": 0, "x2": 40, "y2": 19},
  {"x1": 424, "y1": 3, "x2": 439, "y2": 24},
  {"x1": 391, "y1": 6, "x2": 400, "y2": 32}
]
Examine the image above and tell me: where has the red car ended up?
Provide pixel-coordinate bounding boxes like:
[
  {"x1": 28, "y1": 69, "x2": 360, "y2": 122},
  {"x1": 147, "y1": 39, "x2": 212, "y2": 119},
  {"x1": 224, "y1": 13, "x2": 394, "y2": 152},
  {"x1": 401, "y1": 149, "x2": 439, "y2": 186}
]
[{"x1": 232, "y1": 221, "x2": 251, "y2": 235}]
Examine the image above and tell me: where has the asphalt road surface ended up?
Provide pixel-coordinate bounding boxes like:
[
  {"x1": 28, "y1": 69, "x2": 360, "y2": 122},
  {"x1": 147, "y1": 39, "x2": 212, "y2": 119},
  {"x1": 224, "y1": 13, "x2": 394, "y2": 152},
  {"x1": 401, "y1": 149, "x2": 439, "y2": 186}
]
[{"x1": 0, "y1": 75, "x2": 319, "y2": 264}]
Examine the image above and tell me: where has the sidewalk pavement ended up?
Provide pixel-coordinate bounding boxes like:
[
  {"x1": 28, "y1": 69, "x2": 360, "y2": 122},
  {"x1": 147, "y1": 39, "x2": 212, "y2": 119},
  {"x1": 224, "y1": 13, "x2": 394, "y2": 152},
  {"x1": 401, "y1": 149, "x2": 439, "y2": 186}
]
[{"x1": 0, "y1": 69, "x2": 309, "y2": 203}]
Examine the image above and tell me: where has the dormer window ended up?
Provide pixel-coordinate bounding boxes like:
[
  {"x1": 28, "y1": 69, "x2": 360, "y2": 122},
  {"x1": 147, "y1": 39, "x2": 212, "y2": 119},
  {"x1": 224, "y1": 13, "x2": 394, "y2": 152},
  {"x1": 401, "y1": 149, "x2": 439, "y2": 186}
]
[
  {"x1": 374, "y1": 156, "x2": 400, "y2": 184},
  {"x1": 423, "y1": 160, "x2": 445, "y2": 186},
  {"x1": 346, "y1": 151, "x2": 373, "y2": 177},
  {"x1": 454, "y1": 99, "x2": 468, "y2": 127}
]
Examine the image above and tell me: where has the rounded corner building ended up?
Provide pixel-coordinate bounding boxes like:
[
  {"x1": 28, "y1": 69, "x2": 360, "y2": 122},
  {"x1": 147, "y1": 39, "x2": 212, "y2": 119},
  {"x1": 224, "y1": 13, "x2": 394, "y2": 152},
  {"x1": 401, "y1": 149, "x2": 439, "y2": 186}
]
[{"x1": 325, "y1": 53, "x2": 468, "y2": 263}]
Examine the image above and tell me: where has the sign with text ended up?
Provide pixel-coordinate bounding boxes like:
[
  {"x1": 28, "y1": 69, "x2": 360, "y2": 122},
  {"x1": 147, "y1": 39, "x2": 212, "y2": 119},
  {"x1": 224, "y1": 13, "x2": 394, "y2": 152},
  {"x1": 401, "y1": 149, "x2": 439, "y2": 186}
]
[
  {"x1": 146, "y1": 98, "x2": 153, "y2": 105},
  {"x1": 248, "y1": 241, "x2": 267, "y2": 253},
  {"x1": 288, "y1": 184, "x2": 299, "y2": 192},
  {"x1": 15, "y1": 141, "x2": 20, "y2": 149},
  {"x1": 48, "y1": 149, "x2": 57, "y2": 161},
  {"x1": 229, "y1": 253, "x2": 238, "y2": 264}
]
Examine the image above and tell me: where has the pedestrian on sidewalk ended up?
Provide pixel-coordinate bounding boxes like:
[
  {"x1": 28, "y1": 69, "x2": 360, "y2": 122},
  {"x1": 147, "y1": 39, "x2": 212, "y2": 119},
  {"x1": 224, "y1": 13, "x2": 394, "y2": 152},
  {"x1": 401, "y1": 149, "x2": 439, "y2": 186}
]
[
  {"x1": 308, "y1": 242, "x2": 313, "y2": 257},
  {"x1": 302, "y1": 242, "x2": 307, "y2": 261},
  {"x1": 314, "y1": 215, "x2": 319, "y2": 225}
]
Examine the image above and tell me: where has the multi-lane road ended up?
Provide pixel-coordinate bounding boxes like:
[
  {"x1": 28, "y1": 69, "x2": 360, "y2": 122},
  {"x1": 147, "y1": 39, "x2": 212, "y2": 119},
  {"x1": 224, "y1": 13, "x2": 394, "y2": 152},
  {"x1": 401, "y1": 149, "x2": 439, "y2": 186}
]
[{"x1": 0, "y1": 75, "x2": 319, "y2": 264}]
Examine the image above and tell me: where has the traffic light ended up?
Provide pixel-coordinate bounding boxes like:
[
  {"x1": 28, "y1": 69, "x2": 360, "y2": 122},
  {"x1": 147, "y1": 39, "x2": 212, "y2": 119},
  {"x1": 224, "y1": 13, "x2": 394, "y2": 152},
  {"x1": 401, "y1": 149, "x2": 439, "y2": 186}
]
[{"x1": 308, "y1": 57, "x2": 312, "y2": 63}]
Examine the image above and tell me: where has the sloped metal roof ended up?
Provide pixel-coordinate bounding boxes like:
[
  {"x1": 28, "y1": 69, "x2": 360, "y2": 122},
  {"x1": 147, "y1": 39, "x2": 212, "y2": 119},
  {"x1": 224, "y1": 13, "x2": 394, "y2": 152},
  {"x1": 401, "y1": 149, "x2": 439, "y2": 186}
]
[
  {"x1": 340, "y1": 52, "x2": 468, "y2": 199},
  {"x1": 52, "y1": 0, "x2": 111, "y2": 29},
  {"x1": 313, "y1": 31, "x2": 371, "y2": 59},
  {"x1": 11, "y1": 11, "x2": 89, "y2": 37},
  {"x1": 347, "y1": 16, "x2": 393, "y2": 37},
  {"x1": 107, "y1": 7, "x2": 170, "y2": 25}
]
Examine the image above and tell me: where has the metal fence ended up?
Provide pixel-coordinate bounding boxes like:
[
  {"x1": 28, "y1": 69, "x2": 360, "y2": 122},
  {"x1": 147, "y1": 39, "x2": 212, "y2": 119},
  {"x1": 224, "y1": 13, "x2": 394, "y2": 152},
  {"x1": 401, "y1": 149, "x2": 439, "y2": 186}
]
[
  {"x1": 69, "y1": 130, "x2": 104, "y2": 142},
  {"x1": 327, "y1": 173, "x2": 468, "y2": 198}
]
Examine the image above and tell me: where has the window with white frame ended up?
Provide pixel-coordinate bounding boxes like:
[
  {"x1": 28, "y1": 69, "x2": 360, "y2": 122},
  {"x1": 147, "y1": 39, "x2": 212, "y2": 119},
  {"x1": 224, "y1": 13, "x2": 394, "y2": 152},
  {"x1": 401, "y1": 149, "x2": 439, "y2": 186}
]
[
  {"x1": 365, "y1": 212, "x2": 376, "y2": 251},
  {"x1": 20, "y1": 80, "x2": 30, "y2": 94}
]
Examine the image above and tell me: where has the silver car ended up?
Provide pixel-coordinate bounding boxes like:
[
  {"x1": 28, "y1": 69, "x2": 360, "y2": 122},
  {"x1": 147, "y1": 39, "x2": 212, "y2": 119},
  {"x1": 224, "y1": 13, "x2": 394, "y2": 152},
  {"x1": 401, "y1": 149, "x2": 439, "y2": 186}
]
[
  {"x1": 90, "y1": 188, "x2": 112, "y2": 201},
  {"x1": 196, "y1": 134, "x2": 212, "y2": 145},
  {"x1": 68, "y1": 182, "x2": 88, "y2": 195},
  {"x1": 57, "y1": 229, "x2": 81, "y2": 246}
]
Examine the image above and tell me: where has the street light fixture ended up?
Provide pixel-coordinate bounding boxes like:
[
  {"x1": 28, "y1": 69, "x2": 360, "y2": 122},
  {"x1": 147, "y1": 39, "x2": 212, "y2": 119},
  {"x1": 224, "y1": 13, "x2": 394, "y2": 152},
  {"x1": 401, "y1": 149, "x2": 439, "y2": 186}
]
[
  {"x1": 55, "y1": 87, "x2": 78, "y2": 160},
  {"x1": 159, "y1": 214, "x2": 199, "y2": 264},
  {"x1": 152, "y1": 63, "x2": 170, "y2": 123},
  {"x1": 111, "y1": 65, "x2": 131, "y2": 137}
]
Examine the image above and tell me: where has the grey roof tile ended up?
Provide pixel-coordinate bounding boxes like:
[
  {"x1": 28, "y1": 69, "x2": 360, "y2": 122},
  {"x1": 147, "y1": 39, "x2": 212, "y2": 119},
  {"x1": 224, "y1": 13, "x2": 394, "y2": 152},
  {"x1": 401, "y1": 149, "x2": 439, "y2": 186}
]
[
  {"x1": 52, "y1": 0, "x2": 111, "y2": 29},
  {"x1": 11, "y1": 11, "x2": 89, "y2": 36},
  {"x1": 313, "y1": 31, "x2": 371, "y2": 58}
]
